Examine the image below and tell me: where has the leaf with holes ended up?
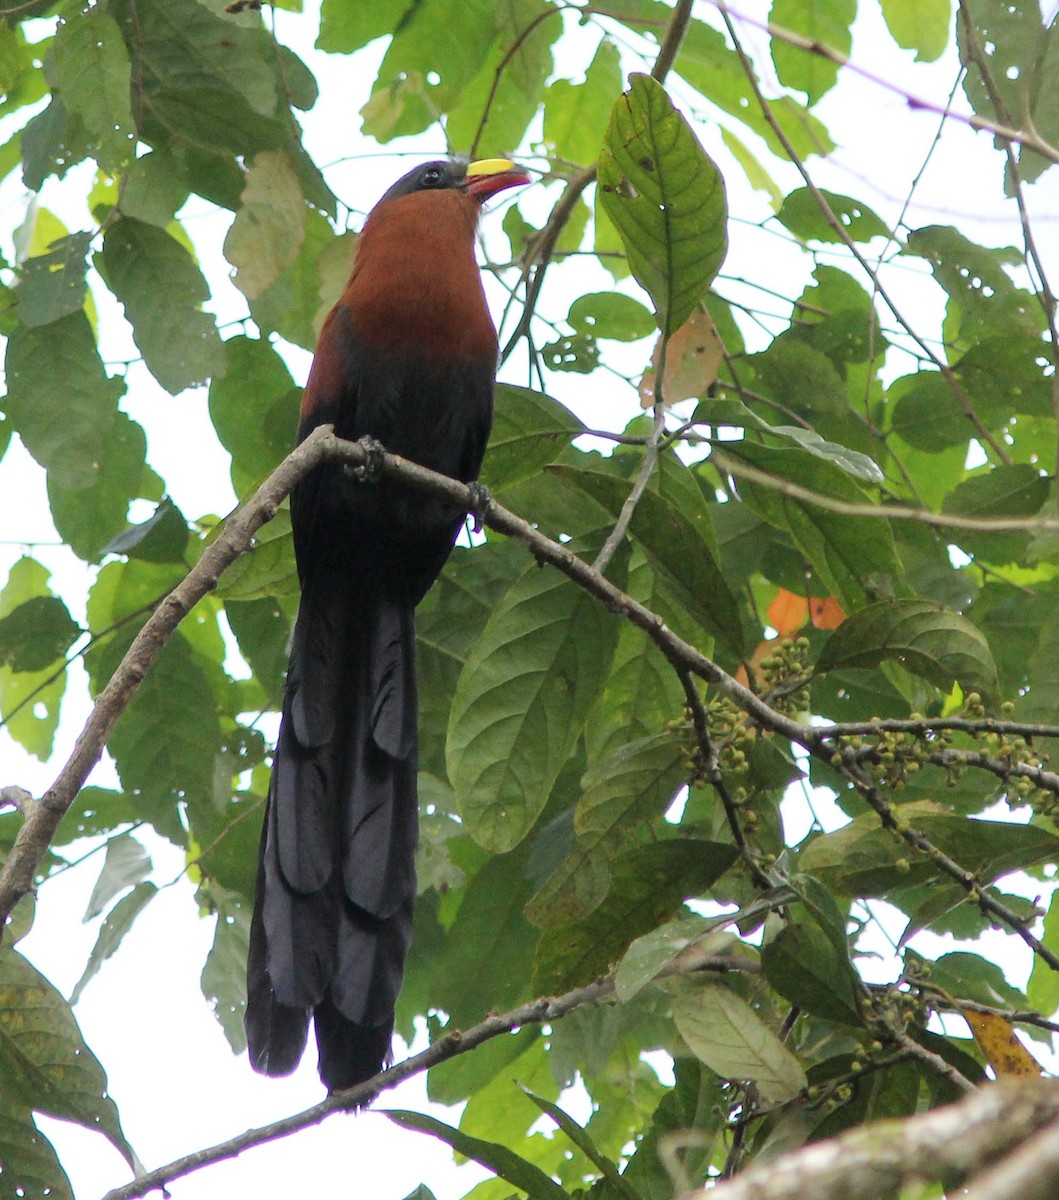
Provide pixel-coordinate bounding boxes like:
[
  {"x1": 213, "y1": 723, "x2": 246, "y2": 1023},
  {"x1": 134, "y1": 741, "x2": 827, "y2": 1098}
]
[{"x1": 598, "y1": 73, "x2": 727, "y2": 336}]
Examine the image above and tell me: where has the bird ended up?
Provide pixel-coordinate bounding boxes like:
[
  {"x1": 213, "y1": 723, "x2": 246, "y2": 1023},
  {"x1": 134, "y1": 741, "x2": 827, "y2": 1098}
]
[{"x1": 244, "y1": 158, "x2": 530, "y2": 1092}]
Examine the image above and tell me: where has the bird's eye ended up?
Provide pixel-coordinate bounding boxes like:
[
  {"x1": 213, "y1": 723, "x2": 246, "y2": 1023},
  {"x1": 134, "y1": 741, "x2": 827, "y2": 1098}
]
[{"x1": 421, "y1": 165, "x2": 446, "y2": 188}]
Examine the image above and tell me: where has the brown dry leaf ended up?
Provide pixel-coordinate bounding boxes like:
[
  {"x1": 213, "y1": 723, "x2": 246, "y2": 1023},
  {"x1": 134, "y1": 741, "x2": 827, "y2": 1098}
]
[
  {"x1": 963, "y1": 1009, "x2": 1042, "y2": 1078},
  {"x1": 768, "y1": 589, "x2": 809, "y2": 637},
  {"x1": 639, "y1": 306, "x2": 725, "y2": 408}
]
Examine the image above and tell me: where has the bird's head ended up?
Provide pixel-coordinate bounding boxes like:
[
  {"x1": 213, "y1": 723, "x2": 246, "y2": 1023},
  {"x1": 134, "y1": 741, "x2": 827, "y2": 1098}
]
[{"x1": 374, "y1": 158, "x2": 531, "y2": 211}]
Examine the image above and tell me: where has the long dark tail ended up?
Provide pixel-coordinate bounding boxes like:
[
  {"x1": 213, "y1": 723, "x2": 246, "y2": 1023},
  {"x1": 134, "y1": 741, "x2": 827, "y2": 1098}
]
[{"x1": 245, "y1": 571, "x2": 418, "y2": 1091}]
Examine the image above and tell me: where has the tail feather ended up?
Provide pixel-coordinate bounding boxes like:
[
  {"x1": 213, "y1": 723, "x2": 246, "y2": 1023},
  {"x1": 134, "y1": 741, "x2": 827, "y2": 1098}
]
[{"x1": 245, "y1": 573, "x2": 419, "y2": 1090}]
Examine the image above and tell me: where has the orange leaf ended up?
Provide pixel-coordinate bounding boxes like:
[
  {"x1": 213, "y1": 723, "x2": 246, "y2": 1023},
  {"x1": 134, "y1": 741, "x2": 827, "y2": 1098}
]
[
  {"x1": 639, "y1": 307, "x2": 725, "y2": 408},
  {"x1": 810, "y1": 596, "x2": 846, "y2": 630},
  {"x1": 768, "y1": 589, "x2": 809, "y2": 637},
  {"x1": 963, "y1": 1009, "x2": 1042, "y2": 1078}
]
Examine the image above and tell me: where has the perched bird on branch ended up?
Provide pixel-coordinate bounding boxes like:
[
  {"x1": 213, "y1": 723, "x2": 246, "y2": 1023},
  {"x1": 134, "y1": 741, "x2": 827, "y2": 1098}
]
[{"x1": 245, "y1": 158, "x2": 530, "y2": 1091}]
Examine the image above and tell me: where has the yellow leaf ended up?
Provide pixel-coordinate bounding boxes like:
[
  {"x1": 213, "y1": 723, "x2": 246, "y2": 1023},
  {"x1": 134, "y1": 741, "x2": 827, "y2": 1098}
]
[{"x1": 963, "y1": 1009, "x2": 1042, "y2": 1078}]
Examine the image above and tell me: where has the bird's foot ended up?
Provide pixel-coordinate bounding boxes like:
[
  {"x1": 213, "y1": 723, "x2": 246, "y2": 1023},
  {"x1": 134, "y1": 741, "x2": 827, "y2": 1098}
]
[
  {"x1": 467, "y1": 481, "x2": 491, "y2": 533},
  {"x1": 354, "y1": 436, "x2": 386, "y2": 482}
]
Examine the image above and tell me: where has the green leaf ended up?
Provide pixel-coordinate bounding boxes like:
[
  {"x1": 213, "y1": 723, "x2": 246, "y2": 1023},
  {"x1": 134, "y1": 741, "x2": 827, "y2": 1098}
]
[
  {"x1": 0, "y1": 1109, "x2": 73, "y2": 1200},
  {"x1": 200, "y1": 889, "x2": 251, "y2": 1054},
  {"x1": 615, "y1": 913, "x2": 730, "y2": 1003},
  {"x1": 383, "y1": 1110, "x2": 570, "y2": 1200},
  {"x1": 769, "y1": 0, "x2": 855, "y2": 104},
  {"x1": 208, "y1": 335, "x2": 300, "y2": 495},
  {"x1": 428, "y1": 1026, "x2": 540, "y2": 1106},
  {"x1": 552, "y1": 458, "x2": 743, "y2": 652},
  {"x1": 16, "y1": 231, "x2": 92, "y2": 327},
  {"x1": 1028, "y1": 888, "x2": 1059, "y2": 1017},
  {"x1": 941, "y1": 463, "x2": 1050, "y2": 564},
  {"x1": 47, "y1": 411, "x2": 154, "y2": 562},
  {"x1": 956, "y1": 0, "x2": 1045, "y2": 142},
  {"x1": 675, "y1": 18, "x2": 835, "y2": 161},
  {"x1": 0, "y1": 559, "x2": 69, "y2": 760},
  {"x1": 816, "y1": 598, "x2": 1000, "y2": 701},
  {"x1": 903, "y1": 225, "x2": 1041, "y2": 342},
  {"x1": 576, "y1": 732, "x2": 689, "y2": 847},
  {"x1": 761, "y1": 919, "x2": 861, "y2": 1024},
  {"x1": 111, "y1": 0, "x2": 280, "y2": 146},
  {"x1": 248, "y1": 208, "x2": 338, "y2": 352},
  {"x1": 21, "y1": 96, "x2": 92, "y2": 190},
  {"x1": 669, "y1": 977, "x2": 807, "y2": 1103},
  {"x1": 119, "y1": 150, "x2": 189, "y2": 226},
  {"x1": 719, "y1": 441, "x2": 899, "y2": 611},
  {"x1": 49, "y1": 8, "x2": 134, "y2": 170},
  {"x1": 225, "y1": 597, "x2": 292, "y2": 702},
  {"x1": 224, "y1": 149, "x2": 307, "y2": 301},
  {"x1": 317, "y1": 0, "x2": 412, "y2": 53},
  {"x1": 215, "y1": 508, "x2": 299, "y2": 601},
  {"x1": 0, "y1": 945, "x2": 137, "y2": 1169},
  {"x1": 598, "y1": 73, "x2": 728, "y2": 336},
  {"x1": 432, "y1": 851, "x2": 539, "y2": 1025},
  {"x1": 102, "y1": 498, "x2": 190, "y2": 564},
  {"x1": 446, "y1": 0, "x2": 559, "y2": 157},
  {"x1": 88, "y1": 630, "x2": 223, "y2": 833},
  {"x1": 97, "y1": 216, "x2": 223, "y2": 393},
  {"x1": 4, "y1": 311, "x2": 125, "y2": 489},
  {"x1": 750, "y1": 337, "x2": 850, "y2": 421},
  {"x1": 544, "y1": 38, "x2": 622, "y2": 168},
  {"x1": 417, "y1": 542, "x2": 525, "y2": 780},
  {"x1": 482, "y1": 385, "x2": 584, "y2": 493},
  {"x1": 720, "y1": 125, "x2": 784, "y2": 206},
  {"x1": 532, "y1": 840, "x2": 739, "y2": 992},
  {"x1": 0, "y1": 596, "x2": 80, "y2": 673},
  {"x1": 526, "y1": 732, "x2": 689, "y2": 927},
  {"x1": 777, "y1": 187, "x2": 888, "y2": 243},
  {"x1": 448, "y1": 557, "x2": 620, "y2": 852},
  {"x1": 800, "y1": 805, "x2": 1059, "y2": 897},
  {"x1": 520, "y1": 1088, "x2": 634, "y2": 1199},
  {"x1": 361, "y1": 0, "x2": 499, "y2": 141},
  {"x1": 880, "y1": 0, "x2": 951, "y2": 61},
  {"x1": 84, "y1": 833, "x2": 152, "y2": 921},
  {"x1": 695, "y1": 395, "x2": 884, "y2": 484},
  {"x1": 71, "y1": 882, "x2": 157, "y2": 1004},
  {"x1": 567, "y1": 292, "x2": 656, "y2": 342}
]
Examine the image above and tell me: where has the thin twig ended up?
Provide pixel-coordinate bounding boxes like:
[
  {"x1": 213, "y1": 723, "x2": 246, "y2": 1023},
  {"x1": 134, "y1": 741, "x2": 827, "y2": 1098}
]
[
  {"x1": 500, "y1": 0, "x2": 696, "y2": 364},
  {"x1": 715, "y1": 1, "x2": 1015, "y2": 466},
  {"x1": 710, "y1": 0, "x2": 1059, "y2": 167},
  {"x1": 102, "y1": 949, "x2": 749, "y2": 1200},
  {"x1": 593, "y1": 405, "x2": 666, "y2": 574},
  {"x1": 708, "y1": 446, "x2": 1059, "y2": 532}
]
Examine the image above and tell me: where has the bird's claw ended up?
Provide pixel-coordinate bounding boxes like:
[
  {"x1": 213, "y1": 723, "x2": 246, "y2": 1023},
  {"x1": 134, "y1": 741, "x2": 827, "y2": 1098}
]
[
  {"x1": 467, "y1": 481, "x2": 491, "y2": 533},
  {"x1": 354, "y1": 436, "x2": 386, "y2": 482}
]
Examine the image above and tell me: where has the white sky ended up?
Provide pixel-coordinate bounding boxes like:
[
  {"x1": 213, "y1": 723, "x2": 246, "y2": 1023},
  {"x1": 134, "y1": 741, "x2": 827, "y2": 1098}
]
[{"x1": 2, "y1": 0, "x2": 1059, "y2": 1196}]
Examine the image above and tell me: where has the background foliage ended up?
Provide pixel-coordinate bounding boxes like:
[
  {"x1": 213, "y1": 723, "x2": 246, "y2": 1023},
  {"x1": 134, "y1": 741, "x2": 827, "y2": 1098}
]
[{"x1": 1, "y1": 0, "x2": 1059, "y2": 1196}]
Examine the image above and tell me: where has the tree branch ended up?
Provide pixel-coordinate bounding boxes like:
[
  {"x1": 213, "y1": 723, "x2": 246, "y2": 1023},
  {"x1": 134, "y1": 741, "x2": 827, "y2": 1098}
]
[
  {"x1": 102, "y1": 951, "x2": 752, "y2": 1200},
  {"x1": 0, "y1": 426, "x2": 335, "y2": 927},
  {"x1": 694, "y1": 1080, "x2": 1059, "y2": 1200}
]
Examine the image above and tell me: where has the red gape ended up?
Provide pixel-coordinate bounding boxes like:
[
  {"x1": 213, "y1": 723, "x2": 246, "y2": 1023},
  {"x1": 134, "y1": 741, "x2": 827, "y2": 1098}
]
[{"x1": 245, "y1": 158, "x2": 529, "y2": 1092}]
